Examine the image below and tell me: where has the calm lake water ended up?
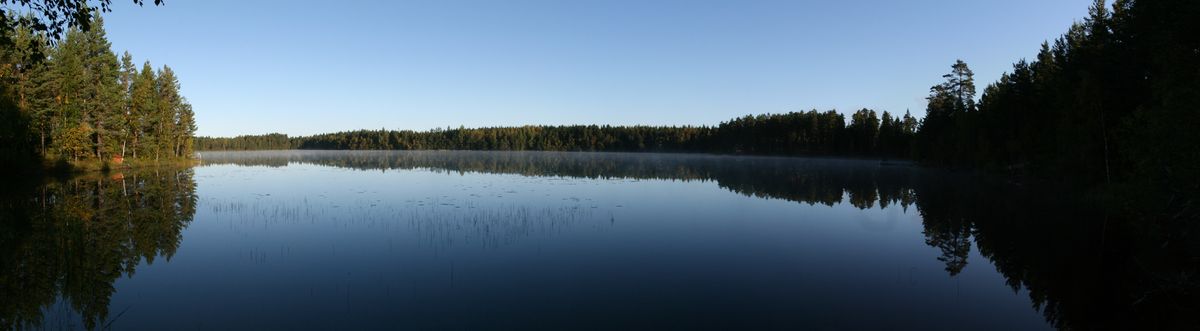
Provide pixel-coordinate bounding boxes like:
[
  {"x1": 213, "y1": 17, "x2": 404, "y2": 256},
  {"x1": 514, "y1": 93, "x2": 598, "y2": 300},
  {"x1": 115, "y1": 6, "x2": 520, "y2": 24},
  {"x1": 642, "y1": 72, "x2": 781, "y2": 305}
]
[{"x1": 1, "y1": 150, "x2": 1181, "y2": 330}]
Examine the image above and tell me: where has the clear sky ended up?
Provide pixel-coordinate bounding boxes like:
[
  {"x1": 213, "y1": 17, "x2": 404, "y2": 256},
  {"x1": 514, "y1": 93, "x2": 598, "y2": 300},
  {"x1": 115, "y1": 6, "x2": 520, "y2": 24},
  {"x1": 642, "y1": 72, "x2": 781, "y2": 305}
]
[{"x1": 100, "y1": 0, "x2": 1094, "y2": 137}]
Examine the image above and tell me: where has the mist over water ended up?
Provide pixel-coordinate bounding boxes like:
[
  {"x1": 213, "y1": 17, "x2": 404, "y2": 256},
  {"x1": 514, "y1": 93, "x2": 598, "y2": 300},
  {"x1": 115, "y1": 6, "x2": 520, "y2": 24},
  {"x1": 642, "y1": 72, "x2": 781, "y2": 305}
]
[{"x1": 2, "y1": 151, "x2": 1172, "y2": 330}]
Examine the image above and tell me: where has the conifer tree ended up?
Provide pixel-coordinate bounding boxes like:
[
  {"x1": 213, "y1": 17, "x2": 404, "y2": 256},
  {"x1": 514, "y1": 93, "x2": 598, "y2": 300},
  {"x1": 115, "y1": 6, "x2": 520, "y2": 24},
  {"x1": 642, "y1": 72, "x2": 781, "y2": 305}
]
[
  {"x1": 80, "y1": 17, "x2": 120, "y2": 160},
  {"x1": 2, "y1": 11, "x2": 195, "y2": 167},
  {"x1": 1, "y1": 20, "x2": 52, "y2": 162},
  {"x1": 155, "y1": 65, "x2": 182, "y2": 159},
  {"x1": 117, "y1": 51, "x2": 135, "y2": 157},
  {"x1": 129, "y1": 60, "x2": 157, "y2": 159},
  {"x1": 945, "y1": 60, "x2": 976, "y2": 113},
  {"x1": 176, "y1": 102, "x2": 196, "y2": 157},
  {"x1": 48, "y1": 27, "x2": 88, "y2": 160}
]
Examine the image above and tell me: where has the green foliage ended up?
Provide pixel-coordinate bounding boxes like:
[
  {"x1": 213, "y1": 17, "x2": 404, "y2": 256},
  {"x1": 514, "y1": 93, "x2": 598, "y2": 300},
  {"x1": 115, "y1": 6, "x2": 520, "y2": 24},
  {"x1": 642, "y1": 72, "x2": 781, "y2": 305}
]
[
  {"x1": 914, "y1": 0, "x2": 1199, "y2": 223},
  {"x1": 0, "y1": 16, "x2": 40, "y2": 170},
  {"x1": 912, "y1": 0, "x2": 1195, "y2": 196},
  {"x1": 0, "y1": 14, "x2": 196, "y2": 169},
  {"x1": 129, "y1": 60, "x2": 156, "y2": 158},
  {"x1": 196, "y1": 111, "x2": 919, "y2": 158},
  {"x1": 194, "y1": 133, "x2": 295, "y2": 151},
  {"x1": 876, "y1": 111, "x2": 914, "y2": 158},
  {"x1": 848, "y1": 109, "x2": 881, "y2": 155},
  {"x1": 713, "y1": 111, "x2": 847, "y2": 155},
  {"x1": 916, "y1": 60, "x2": 977, "y2": 166},
  {"x1": 0, "y1": 1, "x2": 163, "y2": 47}
]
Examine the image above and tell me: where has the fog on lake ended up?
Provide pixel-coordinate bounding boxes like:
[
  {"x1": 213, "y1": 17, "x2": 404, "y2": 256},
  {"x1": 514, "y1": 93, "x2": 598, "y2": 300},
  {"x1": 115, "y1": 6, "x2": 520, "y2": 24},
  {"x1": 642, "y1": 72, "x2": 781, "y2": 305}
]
[{"x1": 0, "y1": 150, "x2": 1181, "y2": 330}]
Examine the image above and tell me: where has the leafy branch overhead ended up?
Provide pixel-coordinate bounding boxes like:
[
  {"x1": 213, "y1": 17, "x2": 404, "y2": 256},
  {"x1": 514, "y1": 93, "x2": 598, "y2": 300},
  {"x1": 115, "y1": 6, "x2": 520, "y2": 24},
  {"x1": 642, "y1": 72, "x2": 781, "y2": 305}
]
[{"x1": 1, "y1": 0, "x2": 163, "y2": 38}]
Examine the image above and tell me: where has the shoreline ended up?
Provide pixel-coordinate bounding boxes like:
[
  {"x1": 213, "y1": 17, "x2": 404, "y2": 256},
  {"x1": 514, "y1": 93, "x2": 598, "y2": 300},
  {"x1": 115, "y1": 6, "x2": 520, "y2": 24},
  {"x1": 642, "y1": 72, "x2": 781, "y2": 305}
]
[{"x1": 39, "y1": 158, "x2": 201, "y2": 176}]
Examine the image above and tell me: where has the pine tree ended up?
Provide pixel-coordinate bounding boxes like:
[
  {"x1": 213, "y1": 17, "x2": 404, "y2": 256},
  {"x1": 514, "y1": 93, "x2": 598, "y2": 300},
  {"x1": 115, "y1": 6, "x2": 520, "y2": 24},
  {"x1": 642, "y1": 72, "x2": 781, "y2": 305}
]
[
  {"x1": 4, "y1": 11, "x2": 194, "y2": 167},
  {"x1": 155, "y1": 65, "x2": 183, "y2": 159},
  {"x1": 80, "y1": 16, "x2": 121, "y2": 161},
  {"x1": 878, "y1": 111, "x2": 901, "y2": 157},
  {"x1": 901, "y1": 110, "x2": 918, "y2": 135},
  {"x1": 48, "y1": 27, "x2": 88, "y2": 160},
  {"x1": 117, "y1": 51, "x2": 135, "y2": 158},
  {"x1": 1, "y1": 20, "x2": 52, "y2": 164},
  {"x1": 176, "y1": 102, "x2": 196, "y2": 157},
  {"x1": 945, "y1": 60, "x2": 976, "y2": 113},
  {"x1": 918, "y1": 60, "x2": 976, "y2": 164},
  {"x1": 901, "y1": 110, "x2": 918, "y2": 155},
  {"x1": 129, "y1": 60, "x2": 157, "y2": 159},
  {"x1": 849, "y1": 108, "x2": 880, "y2": 155}
]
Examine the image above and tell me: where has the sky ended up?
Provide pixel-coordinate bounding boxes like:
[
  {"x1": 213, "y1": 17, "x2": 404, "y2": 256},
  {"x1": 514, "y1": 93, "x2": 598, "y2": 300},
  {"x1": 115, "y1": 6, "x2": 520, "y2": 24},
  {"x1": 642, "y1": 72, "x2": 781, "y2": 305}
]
[{"x1": 99, "y1": 0, "x2": 1096, "y2": 137}]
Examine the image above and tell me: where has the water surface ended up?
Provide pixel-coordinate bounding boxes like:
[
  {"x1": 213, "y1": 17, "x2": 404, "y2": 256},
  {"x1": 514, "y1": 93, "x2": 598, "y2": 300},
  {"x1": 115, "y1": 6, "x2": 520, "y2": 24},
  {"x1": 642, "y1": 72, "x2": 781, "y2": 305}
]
[{"x1": 1, "y1": 151, "x2": 1179, "y2": 330}]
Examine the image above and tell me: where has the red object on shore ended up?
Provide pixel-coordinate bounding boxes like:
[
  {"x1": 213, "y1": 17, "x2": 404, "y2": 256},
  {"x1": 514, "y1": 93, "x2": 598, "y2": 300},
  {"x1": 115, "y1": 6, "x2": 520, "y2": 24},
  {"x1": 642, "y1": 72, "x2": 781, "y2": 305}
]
[{"x1": 112, "y1": 155, "x2": 124, "y2": 164}]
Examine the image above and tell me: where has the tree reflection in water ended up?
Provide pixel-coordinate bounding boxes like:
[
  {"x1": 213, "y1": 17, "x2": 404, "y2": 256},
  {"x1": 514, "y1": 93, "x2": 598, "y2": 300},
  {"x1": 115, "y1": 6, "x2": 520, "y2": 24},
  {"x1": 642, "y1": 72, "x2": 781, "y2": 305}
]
[
  {"x1": 1, "y1": 151, "x2": 1195, "y2": 329},
  {"x1": 198, "y1": 150, "x2": 1197, "y2": 329},
  {"x1": 0, "y1": 169, "x2": 197, "y2": 330}
]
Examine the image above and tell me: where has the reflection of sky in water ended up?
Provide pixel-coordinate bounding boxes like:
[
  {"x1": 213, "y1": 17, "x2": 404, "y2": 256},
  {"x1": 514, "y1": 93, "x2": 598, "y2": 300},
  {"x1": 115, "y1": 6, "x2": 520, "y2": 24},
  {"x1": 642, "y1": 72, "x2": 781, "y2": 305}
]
[{"x1": 45, "y1": 152, "x2": 1050, "y2": 330}]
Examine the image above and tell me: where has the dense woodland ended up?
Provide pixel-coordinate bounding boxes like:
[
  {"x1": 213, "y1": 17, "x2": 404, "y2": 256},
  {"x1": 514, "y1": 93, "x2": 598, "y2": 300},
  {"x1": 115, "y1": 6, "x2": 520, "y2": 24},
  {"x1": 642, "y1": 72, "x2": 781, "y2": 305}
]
[
  {"x1": 0, "y1": 15, "x2": 196, "y2": 171},
  {"x1": 1, "y1": 0, "x2": 1198, "y2": 329},
  {"x1": 198, "y1": 0, "x2": 1199, "y2": 213},
  {"x1": 2, "y1": 0, "x2": 1196, "y2": 216},
  {"x1": 196, "y1": 109, "x2": 918, "y2": 157},
  {"x1": 917, "y1": 0, "x2": 1198, "y2": 220}
]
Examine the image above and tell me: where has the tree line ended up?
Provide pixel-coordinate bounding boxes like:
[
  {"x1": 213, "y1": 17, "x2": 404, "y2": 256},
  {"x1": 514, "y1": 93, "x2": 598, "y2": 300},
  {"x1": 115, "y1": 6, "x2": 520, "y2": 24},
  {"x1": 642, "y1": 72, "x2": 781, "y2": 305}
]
[
  {"x1": 916, "y1": 0, "x2": 1198, "y2": 218},
  {"x1": 1, "y1": 15, "x2": 196, "y2": 171},
  {"x1": 197, "y1": 0, "x2": 1199, "y2": 204},
  {"x1": 189, "y1": 0, "x2": 1181, "y2": 200},
  {"x1": 8, "y1": 0, "x2": 1197, "y2": 210},
  {"x1": 193, "y1": 133, "x2": 293, "y2": 151},
  {"x1": 196, "y1": 109, "x2": 919, "y2": 158}
]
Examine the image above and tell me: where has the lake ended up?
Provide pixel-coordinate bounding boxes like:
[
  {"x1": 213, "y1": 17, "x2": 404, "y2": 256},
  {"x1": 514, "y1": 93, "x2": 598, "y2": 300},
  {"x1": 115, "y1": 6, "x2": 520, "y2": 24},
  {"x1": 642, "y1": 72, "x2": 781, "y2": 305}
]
[{"x1": 0, "y1": 150, "x2": 1181, "y2": 330}]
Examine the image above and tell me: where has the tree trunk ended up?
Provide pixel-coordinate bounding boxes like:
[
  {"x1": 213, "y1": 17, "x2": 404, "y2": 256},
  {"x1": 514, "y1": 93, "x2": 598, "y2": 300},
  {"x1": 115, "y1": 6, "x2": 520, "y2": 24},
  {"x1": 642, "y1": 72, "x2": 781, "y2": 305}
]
[{"x1": 95, "y1": 120, "x2": 104, "y2": 160}]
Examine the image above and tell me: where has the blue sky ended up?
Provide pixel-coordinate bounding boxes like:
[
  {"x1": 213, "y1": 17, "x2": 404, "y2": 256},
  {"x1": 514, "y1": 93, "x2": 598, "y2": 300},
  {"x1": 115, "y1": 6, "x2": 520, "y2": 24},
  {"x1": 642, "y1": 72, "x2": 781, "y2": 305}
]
[{"x1": 100, "y1": 0, "x2": 1094, "y2": 137}]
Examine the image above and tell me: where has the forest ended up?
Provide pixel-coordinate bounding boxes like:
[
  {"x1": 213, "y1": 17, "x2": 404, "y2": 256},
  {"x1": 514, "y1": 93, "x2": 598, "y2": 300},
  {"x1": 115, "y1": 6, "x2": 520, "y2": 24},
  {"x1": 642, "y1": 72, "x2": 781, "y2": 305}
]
[
  {"x1": 3, "y1": 0, "x2": 1196, "y2": 214},
  {"x1": 1, "y1": 0, "x2": 1197, "y2": 328},
  {"x1": 195, "y1": 109, "x2": 918, "y2": 158},
  {"x1": 917, "y1": 0, "x2": 1198, "y2": 220},
  {"x1": 0, "y1": 14, "x2": 196, "y2": 171},
  {"x1": 197, "y1": 0, "x2": 1199, "y2": 212}
]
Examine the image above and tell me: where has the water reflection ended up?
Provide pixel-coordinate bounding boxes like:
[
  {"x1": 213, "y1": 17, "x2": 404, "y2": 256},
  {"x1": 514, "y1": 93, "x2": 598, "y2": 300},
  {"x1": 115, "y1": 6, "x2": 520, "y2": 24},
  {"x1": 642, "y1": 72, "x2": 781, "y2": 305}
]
[
  {"x1": 0, "y1": 169, "x2": 197, "y2": 330},
  {"x1": 0, "y1": 151, "x2": 1193, "y2": 329},
  {"x1": 197, "y1": 150, "x2": 1199, "y2": 329},
  {"x1": 197, "y1": 151, "x2": 980, "y2": 280},
  {"x1": 200, "y1": 150, "x2": 921, "y2": 210}
]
